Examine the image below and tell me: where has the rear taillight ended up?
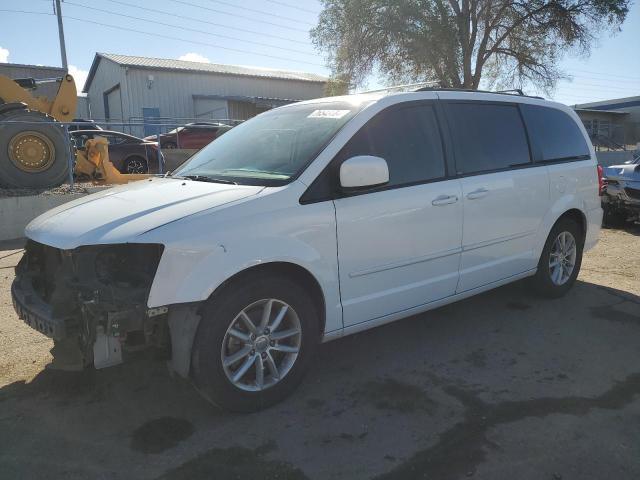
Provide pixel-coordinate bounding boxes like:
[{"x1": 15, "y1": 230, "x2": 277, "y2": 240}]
[{"x1": 597, "y1": 165, "x2": 605, "y2": 196}]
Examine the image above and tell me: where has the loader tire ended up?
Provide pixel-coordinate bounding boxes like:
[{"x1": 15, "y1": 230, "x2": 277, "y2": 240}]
[{"x1": 0, "y1": 109, "x2": 69, "y2": 189}]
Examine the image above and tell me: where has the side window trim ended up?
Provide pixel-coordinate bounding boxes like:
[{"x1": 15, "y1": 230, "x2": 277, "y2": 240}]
[
  {"x1": 517, "y1": 104, "x2": 536, "y2": 166},
  {"x1": 300, "y1": 100, "x2": 451, "y2": 204},
  {"x1": 434, "y1": 101, "x2": 457, "y2": 178},
  {"x1": 535, "y1": 154, "x2": 592, "y2": 164},
  {"x1": 441, "y1": 100, "x2": 533, "y2": 178}
]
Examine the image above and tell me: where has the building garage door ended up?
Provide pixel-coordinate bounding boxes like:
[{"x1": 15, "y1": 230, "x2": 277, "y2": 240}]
[
  {"x1": 228, "y1": 100, "x2": 258, "y2": 121},
  {"x1": 194, "y1": 98, "x2": 229, "y2": 121},
  {"x1": 104, "y1": 85, "x2": 123, "y2": 130}
]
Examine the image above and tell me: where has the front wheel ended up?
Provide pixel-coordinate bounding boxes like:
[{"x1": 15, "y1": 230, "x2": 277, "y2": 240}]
[
  {"x1": 530, "y1": 218, "x2": 584, "y2": 298},
  {"x1": 192, "y1": 274, "x2": 319, "y2": 412},
  {"x1": 0, "y1": 109, "x2": 69, "y2": 188}
]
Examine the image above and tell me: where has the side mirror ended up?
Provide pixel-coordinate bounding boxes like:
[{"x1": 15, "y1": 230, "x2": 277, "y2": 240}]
[{"x1": 339, "y1": 155, "x2": 389, "y2": 190}]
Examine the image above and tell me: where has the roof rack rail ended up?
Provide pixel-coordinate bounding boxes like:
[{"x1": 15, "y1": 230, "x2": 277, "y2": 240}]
[
  {"x1": 414, "y1": 86, "x2": 544, "y2": 99},
  {"x1": 356, "y1": 81, "x2": 440, "y2": 95},
  {"x1": 496, "y1": 89, "x2": 525, "y2": 95}
]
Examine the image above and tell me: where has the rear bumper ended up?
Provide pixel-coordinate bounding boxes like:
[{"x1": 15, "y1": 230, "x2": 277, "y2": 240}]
[
  {"x1": 584, "y1": 205, "x2": 603, "y2": 252},
  {"x1": 11, "y1": 275, "x2": 68, "y2": 340}
]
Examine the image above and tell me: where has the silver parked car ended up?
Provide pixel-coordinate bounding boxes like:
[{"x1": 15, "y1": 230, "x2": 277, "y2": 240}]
[{"x1": 602, "y1": 151, "x2": 640, "y2": 224}]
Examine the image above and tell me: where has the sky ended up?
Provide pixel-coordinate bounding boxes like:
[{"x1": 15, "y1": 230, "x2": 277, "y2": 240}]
[{"x1": 0, "y1": 0, "x2": 638, "y2": 106}]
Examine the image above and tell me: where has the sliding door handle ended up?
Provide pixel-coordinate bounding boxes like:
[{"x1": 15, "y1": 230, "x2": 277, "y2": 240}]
[
  {"x1": 466, "y1": 188, "x2": 489, "y2": 200},
  {"x1": 432, "y1": 194, "x2": 459, "y2": 206}
]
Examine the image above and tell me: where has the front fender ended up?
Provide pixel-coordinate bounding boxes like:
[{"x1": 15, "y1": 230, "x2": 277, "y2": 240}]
[
  {"x1": 144, "y1": 198, "x2": 342, "y2": 335},
  {"x1": 150, "y1": 238, "x2": 325, "y2": 306}
]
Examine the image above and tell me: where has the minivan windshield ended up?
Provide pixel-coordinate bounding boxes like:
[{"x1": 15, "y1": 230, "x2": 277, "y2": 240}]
[{"x1": 172, "y1": 101, "x2": 364, "y2": 186}]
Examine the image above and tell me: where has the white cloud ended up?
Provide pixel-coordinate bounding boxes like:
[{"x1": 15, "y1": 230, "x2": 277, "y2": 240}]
[
  {"x1": 0, "y1": 46, "x2": 9, "y2": 63},
  {"x1": 178, "y1": 52, "x2": 210, "y2": 63},
  {"x1": 68, "y1": 64, "x2": 89, "y2": 91}
]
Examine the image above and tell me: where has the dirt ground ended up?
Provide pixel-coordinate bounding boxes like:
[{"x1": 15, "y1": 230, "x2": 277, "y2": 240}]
[{"x1": 0, "y1": 226, "x2": 638, "y2": 479}]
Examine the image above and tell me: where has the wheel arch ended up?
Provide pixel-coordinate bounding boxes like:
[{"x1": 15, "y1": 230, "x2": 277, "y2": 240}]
[
  {"x1": 534, "y1": 193, "x2": 590, "y2": 260},
  {"x1": 205, "y1": 261, "x2": 327, "y2": 337},
  {"x1": 166, "y1": 260, "x2": 327, "y2": 380},
  {"x1": 556, "y1": 208, "x2": 587, "y2": 241}
]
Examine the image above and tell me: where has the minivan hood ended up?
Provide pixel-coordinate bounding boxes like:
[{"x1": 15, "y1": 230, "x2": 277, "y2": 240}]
[{"x1": 26, "y1": 178, "x2": 264, "y2": 249}]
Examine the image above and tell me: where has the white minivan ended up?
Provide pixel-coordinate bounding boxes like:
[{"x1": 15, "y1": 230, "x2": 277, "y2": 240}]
[{"x1": 12, "y1": 89, "x2": 603, "y2": 411}]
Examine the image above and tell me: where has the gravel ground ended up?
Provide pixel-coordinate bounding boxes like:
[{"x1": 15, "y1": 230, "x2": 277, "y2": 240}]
[
  {"x1": 0, "y1": 226, "x2": 638, "y2": 479},
  {"x1": 0, "y1": 183, "x2": 98, "y2": 198}
]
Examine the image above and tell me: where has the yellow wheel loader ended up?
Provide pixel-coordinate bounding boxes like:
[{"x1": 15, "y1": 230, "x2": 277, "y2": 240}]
[{"x1": 0, "y1": 74, "x2": 77, "y2": 188}]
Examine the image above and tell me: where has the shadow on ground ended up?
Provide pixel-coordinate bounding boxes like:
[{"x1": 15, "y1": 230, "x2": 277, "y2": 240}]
[
  {"x1": 1, "y1": 279, "x2": 639, "y2": 480},
  {"x1": 603, "y1": 221, "x2": 640, "y2": 236}
]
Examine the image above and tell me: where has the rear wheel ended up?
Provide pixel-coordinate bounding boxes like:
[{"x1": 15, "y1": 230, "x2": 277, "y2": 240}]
[
  {"x1": 192, "y1": 274, "x2": 319, "y2": 412},
  {"x1": 123, "y1": 156, "x2": 148, "y2": 174},
  {"x1": 531, "y1": 218, "x2": 584, "y2": 298},
  {"x1": 0, "y1": 109, "x2": 69, "y2": 188}
]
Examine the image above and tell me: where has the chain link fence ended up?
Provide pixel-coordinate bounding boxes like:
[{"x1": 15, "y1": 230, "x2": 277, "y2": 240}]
[{"x1": 0, "y1": 117, "x2": 243, "y2": 189}]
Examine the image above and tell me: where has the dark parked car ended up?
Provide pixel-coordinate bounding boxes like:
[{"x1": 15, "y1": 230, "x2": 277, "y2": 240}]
[
  {"x1": 71, "y1": 130, "x2": 162, "y2": 174},
  {"x1": 144, "y1": 122, "x2": 232, "y2": 149},
  {"x1": 602, "y1": 151, "x2": 640, "y2": 224}
]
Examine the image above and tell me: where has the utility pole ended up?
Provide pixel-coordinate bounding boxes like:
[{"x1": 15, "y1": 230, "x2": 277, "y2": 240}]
[{"x1": 55, "y1": 0, "x2": 68, "y2": 70}]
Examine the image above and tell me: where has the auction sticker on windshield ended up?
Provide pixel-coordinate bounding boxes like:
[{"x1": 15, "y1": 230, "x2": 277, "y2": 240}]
[{"x1": 307, "y1": 109, "x2": 351, "y2": 119}]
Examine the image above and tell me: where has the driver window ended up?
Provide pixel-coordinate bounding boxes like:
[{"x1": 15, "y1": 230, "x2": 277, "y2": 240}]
[{"x1": 340, "y1": 104, "x2": 446, "y2": 187}]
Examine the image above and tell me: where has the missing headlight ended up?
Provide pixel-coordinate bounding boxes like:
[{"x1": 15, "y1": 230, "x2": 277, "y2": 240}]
[{"x1": 93, "y1": 244, "x2": 164, "y2": 287}]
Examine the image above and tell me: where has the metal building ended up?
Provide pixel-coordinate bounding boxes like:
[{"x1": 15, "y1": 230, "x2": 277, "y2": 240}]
[
  {"x1": 83, "y1": 53, "x2": 328, "y2": 135},
  {"x1": 573, "y1": 95, "x2": 640, "y2": 149}
]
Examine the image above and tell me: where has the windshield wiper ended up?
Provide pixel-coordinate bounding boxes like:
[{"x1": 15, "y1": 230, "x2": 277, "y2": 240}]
[{"x1": 180, "y1": 175, "x2": 238, "y2": 185}]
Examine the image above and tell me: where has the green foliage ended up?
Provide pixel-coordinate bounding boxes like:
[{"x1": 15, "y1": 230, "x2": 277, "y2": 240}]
[
  {"x1": 311, "y1": 0, "x2": 630, "y2": 92},
  {"x1": 324, "y1": 74, "x2": 351, "y2": 96}
]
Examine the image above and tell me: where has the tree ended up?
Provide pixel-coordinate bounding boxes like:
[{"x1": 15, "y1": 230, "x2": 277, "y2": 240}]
[
  {"x1": 311, "y1": 0, "x2": 630, "y2": 91},
  {"x1": 324, "y1": 74, "x2": 352, "y2": 96}
]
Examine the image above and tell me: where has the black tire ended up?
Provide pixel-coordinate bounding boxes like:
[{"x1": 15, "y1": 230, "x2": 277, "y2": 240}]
[
  {"x1": 123, "y1": 156, "x2": 148, "y2": 174},
  {"x1": 530, "y1": 217, "x2": 584, "y2": 298},
  {"x1": 0, "y1": 109, "x2": 69, "y2": 188},
  {"x1": 192, "y1": 273, "x2": 320, "y2": 412},
  {"x1": 162, "y1": 141, "x2": 177, "y2": 149}
]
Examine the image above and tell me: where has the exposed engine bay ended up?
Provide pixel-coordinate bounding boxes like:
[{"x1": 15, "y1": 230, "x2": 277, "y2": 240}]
[{"x1": 12, "y1": 240, "x2": 168, "y2": 370}]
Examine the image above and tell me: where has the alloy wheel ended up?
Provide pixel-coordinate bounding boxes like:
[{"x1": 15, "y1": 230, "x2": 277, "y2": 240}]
[
  {"x1": 549, "y1": 231, "x2": 577, "y2": 286},
  {"x1": 221, "y1": 298, "x2": 302, "y2": 392},
  {"x1": 126, "y1": 158, "x2": 147, "y2": 174}
]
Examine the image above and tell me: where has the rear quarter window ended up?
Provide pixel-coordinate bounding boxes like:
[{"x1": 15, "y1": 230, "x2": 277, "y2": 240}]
[{"x1": 521, "y1": 105, "x2": 590, "y2": 161}]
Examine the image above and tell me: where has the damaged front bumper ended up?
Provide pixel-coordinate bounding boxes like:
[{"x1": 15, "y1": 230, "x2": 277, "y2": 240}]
[
  {"x1": 12, "y1": 240, "x2": 168, "y2": 370},
  {"x1": 12, "y1": 274, "x2": 69, "y2": 340}
]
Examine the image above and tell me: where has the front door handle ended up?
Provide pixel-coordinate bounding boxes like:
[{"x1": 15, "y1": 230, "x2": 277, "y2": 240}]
[
  {"x1": 432, "y1": 194, "x2": 459, "y2": 206},
  {"x1": 466, "y1": 188, "x2": 489, "y2": 200}
]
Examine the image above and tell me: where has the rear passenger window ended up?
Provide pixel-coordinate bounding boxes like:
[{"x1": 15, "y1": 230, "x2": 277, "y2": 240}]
[
  {"x1": 341, "y1": 105, "x2": 445, "y2": 187},
  {"x1": 521, "y1": 105, "x2": 590, "y2": 161},
  {"x1": 446, "y1": 103, "x2": 530, "y2": 175}
]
